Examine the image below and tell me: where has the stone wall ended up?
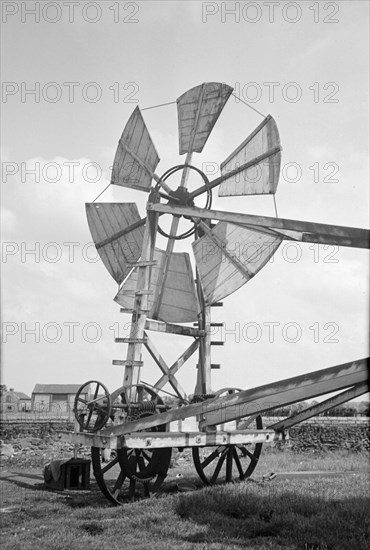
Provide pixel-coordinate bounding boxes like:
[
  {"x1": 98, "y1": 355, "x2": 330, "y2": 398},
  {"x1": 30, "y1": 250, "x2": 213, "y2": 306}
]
[
  {"x1": 1, "y1": 418, "x2": 369, "y2": 454},
  {"x1": 287, "y1": 422, "x2": 369, "y2": 452},
  {"x1": 0, "y1": 420, "x2": 74, "y2": 440}
]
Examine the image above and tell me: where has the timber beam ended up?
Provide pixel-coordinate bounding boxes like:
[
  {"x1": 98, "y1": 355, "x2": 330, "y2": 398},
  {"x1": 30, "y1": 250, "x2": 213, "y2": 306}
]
[
  {"x1": 99, "y1": 358, "x2": 368, "y2": 436},
  {"x1": 144, "y1": 318, "x2": 204, "y2": 337},
  {"x1": 147, "y1": 203, "x2": 370, "y2": 249},
  {"x1": 58, "y1": 428, "x2": 284, "y2": 450},
  {"x1": 267, "y1": 382, "x2": 369, "y2": 431}
]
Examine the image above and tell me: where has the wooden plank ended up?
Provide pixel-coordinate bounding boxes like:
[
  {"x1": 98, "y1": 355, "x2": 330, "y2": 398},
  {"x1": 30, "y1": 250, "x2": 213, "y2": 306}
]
[
  {"x1": 86, "y1": 203, "x2": 145, "y2": 284},
  {"x1": 201, "y1": 358, "x2": 369, "y2": 428},
  {"x1": 219, "y1": 116, "x2": 281, "y2": 196},
  {"x1": 149, "y1": 203, "x2": 370, "y2": 249},
  {"x1": 144, "y1": 319, "x2": 203, "y2": 337},
  {"x1": 177, "y1": 83, "x2": 233, "y2": 154},
  {"x1": 115, "y1": 249, "x2": 200, "y2": 323},
  {"x1": 192, "y1": 221, "x2": 282, "y2": 304},
  {"x1": 268, "y1": 383, "x2": 369, "y2": 431},
  {"x1": 100, "y1": 358, "x2": 368, "y2": 436},
  {"x1": 111, "y1": 106, "x2": 160, "y2": 191},
  {"x1": 59, "y1": 429, "x2": 282, "y2": 450}
]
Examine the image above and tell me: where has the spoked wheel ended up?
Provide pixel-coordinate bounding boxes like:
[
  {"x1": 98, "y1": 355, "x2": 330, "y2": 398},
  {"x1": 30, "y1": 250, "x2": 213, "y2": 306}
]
[
  {"x1": 91, "y1": 447, "x2": 129, "y2": 505},
  {"x1": 118, "y1": 384, "x2": 172, "y2": 497},
  {"x1": 74, "y1": 380, "x2": 111, "y2": 432},
  {"x1": 192, "y1": 388, "x2": 263, "y2": 485}
]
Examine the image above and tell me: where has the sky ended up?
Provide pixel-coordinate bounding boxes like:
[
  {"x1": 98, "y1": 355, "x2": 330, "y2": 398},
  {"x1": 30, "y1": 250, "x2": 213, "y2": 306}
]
[{"x1": 1, "y1": 0, "x2": 369, "y2": 402}]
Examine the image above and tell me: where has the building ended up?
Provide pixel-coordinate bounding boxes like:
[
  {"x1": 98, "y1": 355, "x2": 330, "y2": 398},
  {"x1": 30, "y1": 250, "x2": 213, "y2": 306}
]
[
  {"x1": 31, "y1": 384, "x2": 88, "y2": 415},
  {"x1": 0, "y1": 388, "x2": 32, "y2": 413}
]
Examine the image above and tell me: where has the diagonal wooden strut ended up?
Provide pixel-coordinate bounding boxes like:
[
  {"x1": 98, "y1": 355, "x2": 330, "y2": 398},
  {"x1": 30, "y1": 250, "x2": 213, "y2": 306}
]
[
  {"x1": 144, "y1": 334, "x2": 186, "y2": 400},
  {"x1": 148, "y1": 203, "x2": 370, "y2": 249},
  {"x1": 100, "y1": 358, "x2": 369, "y2": 436},
  {"x1": 267, "y1": 382, "x2": 369, "y2": 431},
  {"x1": 145, "y1": 335, "x2": 199, "y2": 399}
]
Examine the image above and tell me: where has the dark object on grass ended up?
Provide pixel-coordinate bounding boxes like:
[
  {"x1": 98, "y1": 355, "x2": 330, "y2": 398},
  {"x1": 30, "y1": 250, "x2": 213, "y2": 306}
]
[{"x1": 43, "y1": 458, "x2": 91, "y2": 491}]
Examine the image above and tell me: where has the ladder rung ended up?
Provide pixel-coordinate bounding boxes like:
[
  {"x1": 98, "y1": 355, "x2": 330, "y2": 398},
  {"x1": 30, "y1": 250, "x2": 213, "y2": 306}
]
[
  {"x1": 115, "y1": 337, "x2": 148, "y2": 344},
  {"x1": 120, "y1": 308, "x2": 151, "y2": 314},
  {"x1": 211, "y1": 302, "x2": 223, "y2": 307},
  {"x1": 127, "y1": 261, "x2": 157, "y2": 268},
  {"x1": 119, "y1": 289, "x2": 154, "y2": 296},
  {"x1": 196, "y1": 363, "x2": 221, "y2": 369},
  {"x1": 112, "y1": 360, "x2": 144, "y2": 367},
  {"x1": 211, "y1": 341, "x2": 224, "y2": 346}
]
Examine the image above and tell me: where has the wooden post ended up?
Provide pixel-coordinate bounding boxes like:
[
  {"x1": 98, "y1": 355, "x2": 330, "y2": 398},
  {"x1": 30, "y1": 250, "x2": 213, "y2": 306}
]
[
  {"x1": 122, "y1": 200, "x2": 158, "y2": 400},
  {"x1": 194, "y1": 227, "x2": 212, "y2": 396}
]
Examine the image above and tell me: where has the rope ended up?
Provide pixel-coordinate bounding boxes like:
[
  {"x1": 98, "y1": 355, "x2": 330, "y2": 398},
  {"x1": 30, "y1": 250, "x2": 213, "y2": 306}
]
[
  {"x1": 92, "y1": 182, "x2": 111, "y2": 203},
  {"x1": 141, "y1": 100, "x2": 176, "y2": 111},
  {"x1": 273, "y1": 195, "x2": 279, "y2": 217},
  {"x1": 231, "y1": 92, "x2": 266, "y2": 119}
]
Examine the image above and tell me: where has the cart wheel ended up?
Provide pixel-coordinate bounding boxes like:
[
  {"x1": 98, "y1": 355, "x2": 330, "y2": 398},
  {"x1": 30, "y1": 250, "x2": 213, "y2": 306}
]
[
  {"x1": 74, "y1": 380, "x2": 111, "y2": 432},
  {"x1": 118, "y1": 384, "x2": 172, "y2": 492},
  {"x1": 91, "y1": 447, "x2": 129, "y2": 505},
  {"x1": 192, "y1": 388, "x2": 263, "y2": 485}
]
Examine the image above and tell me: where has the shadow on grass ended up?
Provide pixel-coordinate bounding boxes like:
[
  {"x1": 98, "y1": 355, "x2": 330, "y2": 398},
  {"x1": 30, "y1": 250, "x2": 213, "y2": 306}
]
[{"x1": 174, "y1": 479, "x2": 370, "y2": 549}]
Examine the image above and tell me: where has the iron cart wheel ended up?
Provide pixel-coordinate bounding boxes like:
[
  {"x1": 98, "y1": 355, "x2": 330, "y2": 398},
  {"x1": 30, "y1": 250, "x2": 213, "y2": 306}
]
[
  {"x1": 91, "y1": 384, "x2": 171, "y2": 504},
  {"x1": 192, "y1": 388, "x2": 263, "y2": 485},
  {"x1": 91, "y1": 447, "x2": 129, "y2": 505},
  {"x1": 118, "y1": 384, "x2": 172, "y2": 493},
  {"x1": 74, "y1": 380, "x2": 111, "y2": 432}
]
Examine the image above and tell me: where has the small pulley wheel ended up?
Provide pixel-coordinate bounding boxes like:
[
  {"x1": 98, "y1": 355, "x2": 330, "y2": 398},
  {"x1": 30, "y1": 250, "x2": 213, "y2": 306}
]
[{"x1": 74, "y1": 380, "x2": 111, "y2": 432}]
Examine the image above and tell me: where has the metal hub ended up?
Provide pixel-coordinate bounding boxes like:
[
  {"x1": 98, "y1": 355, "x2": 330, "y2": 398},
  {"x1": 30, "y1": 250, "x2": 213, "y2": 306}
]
[{"x1": 169, "y1": 186, "x2": 194, "y2": 206}]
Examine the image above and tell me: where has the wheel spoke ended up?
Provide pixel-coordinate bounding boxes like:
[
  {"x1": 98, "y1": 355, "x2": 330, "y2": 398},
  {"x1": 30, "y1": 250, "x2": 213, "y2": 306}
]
[
  {"x1": 76, "y1": 397, "x2": 87, "y2": 404},
  {"x1": 100, "y1": 455, "x2": 119, "y2": 475},
  {"x1": 92, "y1": 383, "x2": 99, "y2": 400},
  {"x1": 225, "y1": 448, "x2": 233, "y2": 482},
  {"x1": 233, "y1": 446, "x2": 244, "y2": 478},
  {"x1": 141, "y1": 450, "x2": 152, "y2": 461},
  {"x1": 240, "y1": 446, "x2": 258, "y2": 462},
  {"x1": 200, "y1": 449, "x2": 220, "y2": 469},
  {"x1": 112, "y1": 470, "x2": 126, "y2": 496},
  {"x1": 210, "y1": 452, "x2": 227, "y2": 484}
]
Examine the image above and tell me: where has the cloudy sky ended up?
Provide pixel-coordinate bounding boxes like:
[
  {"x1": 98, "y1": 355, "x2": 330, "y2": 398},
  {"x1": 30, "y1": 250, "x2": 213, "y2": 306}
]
[{"x1": 1, "y1": 0, "x2": 369, "y2": 401}]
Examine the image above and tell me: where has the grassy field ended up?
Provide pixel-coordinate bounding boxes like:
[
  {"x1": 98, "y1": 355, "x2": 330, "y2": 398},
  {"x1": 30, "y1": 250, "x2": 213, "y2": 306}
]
[{"x1": 1, "y1": 449, "x2": 369, "y2": 550}]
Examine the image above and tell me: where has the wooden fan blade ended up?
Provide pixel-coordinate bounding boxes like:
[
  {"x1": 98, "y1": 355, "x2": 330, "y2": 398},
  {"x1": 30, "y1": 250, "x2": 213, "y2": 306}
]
[
  {"x1": 177, "y1": 82, "x2": 233, "y2": 155},
  {"x1": 115, "y1": 249, "x2": 200, "y2": 323},
  {"x1": 111, "y1": 106, "x2": 160, "y2": 192},
  {"x1": 219, "y1": 115, "x2": 282, "y2": 196},
  {"x1": 192, "y1": 221, "x2": 282, "y2": 304},
  {"x1": 86, "y1": 203, "x2": 145, "y2": 284}
]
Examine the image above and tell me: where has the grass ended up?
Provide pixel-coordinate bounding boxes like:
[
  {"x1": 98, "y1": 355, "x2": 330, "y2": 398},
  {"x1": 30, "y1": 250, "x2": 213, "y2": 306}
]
[{"x1": 1, "y1": 449, "x2": 369, "y2": 550}]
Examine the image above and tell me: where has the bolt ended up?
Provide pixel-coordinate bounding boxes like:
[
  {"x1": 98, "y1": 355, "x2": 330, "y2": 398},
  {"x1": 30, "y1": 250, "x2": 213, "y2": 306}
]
[{"x1": 145, "y1": 438, "x2": 151, "y2": 446}]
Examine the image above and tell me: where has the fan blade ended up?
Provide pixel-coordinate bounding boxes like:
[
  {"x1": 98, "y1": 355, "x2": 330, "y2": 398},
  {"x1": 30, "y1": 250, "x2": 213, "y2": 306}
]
[
  {"x1": 148, "y1": 203, "x2": 370, "y2": 249},
  {"x1": 86, "y1": 203, "x2": 145, "y2": 284},
  {"x1": 111, "y1": 106, "x2": 160, "y2": 192},
  {"x1": 115, "y1": 249, "x2": 200, "y2": 323},
  {"x1": 192, "y1": 222, "x2": 282, "y2": 304},
  {"x1": 177, "y1": 82, "x2": 233, "y2": 155},
  {"x1": 218, "y1": 115, "x2": 281, "y2": 196}
]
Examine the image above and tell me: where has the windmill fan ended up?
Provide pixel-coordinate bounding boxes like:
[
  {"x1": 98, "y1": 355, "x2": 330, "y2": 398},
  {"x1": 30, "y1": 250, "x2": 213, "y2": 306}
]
[
  {"x1": 71, "y1": 83, "x2": 369, "y2": 505},
  {"x1": 87, "y1": 82, "x2": 283, "y2": 324}
]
